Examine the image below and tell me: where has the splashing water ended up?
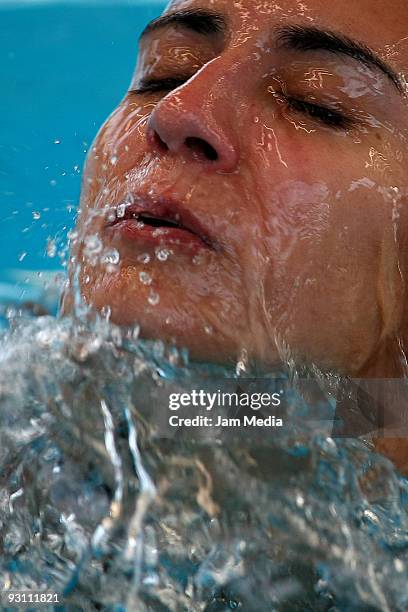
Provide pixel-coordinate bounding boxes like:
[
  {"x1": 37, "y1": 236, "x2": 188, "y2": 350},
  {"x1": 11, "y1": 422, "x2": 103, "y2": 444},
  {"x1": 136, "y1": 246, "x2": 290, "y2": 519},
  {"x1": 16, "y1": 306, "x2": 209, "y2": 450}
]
[{"x1": 0, "y1": 311, "x2": 407, "y2": 611}]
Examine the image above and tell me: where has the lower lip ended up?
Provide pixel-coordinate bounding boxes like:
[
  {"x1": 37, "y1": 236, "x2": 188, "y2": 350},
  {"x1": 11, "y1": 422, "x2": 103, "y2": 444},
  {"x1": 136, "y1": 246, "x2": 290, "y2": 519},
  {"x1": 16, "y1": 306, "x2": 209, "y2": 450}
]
[{"x1": 106, "y1": 219, "x2": 210, "y2": 253}]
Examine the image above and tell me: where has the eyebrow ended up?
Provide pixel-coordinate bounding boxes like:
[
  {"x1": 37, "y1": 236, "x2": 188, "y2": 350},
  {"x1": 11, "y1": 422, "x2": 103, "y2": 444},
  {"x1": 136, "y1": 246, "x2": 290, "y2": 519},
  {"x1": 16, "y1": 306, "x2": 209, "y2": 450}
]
[
  {"x1": 140, "y1": 8, "x2": 227, "y2": 39},
  {"x1": 276, "y1": 25, "x2": 404, "y2": 95}
]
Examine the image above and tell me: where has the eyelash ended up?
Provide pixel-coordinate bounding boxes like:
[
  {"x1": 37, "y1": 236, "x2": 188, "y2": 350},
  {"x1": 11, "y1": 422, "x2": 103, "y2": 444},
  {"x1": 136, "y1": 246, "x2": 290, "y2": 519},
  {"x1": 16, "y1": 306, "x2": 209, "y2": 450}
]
[
  {"x1": 131, "y1": 78, "x2": 354, "y2": 131},
  {"x1": 132, "y1": 77, "x2": 190, "y2": 94},
  {"x1": 284, "y1": 96, "x2": 353, "y2": 130}
]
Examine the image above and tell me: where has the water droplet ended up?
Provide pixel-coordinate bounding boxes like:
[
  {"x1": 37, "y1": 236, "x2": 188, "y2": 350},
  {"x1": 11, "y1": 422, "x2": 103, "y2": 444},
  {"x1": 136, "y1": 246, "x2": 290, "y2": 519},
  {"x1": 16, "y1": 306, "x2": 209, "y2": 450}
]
[
  {"x1": 32, "y1": 211, "x2": 41, "y2": 220},
  {"x1": 54, "y1": 139, "x2": 61, "y2": 144},
  {"x1": 117, "y1": 203, "x2": 126, "y2": 218},
  {"x1": 167, "y1": 347, "x2": 180, "y2": 366},
  {"x1": 110, "y1": 155, "x2": 118, "y2": 166},
  {"x1": 36, "y1": 329, "x2": 54, "y2": 346},
  {"x1": 131, "y1": 324, "x2": 140, "y2": 340},
  {"x1": 204, "y1": 325, "x2": 213, "y2": 335},
  {"x1": 296, "y1": 494, "x2": 304, "y2": 508},
  {"x1": 50, "y1": 180, "x2": 57, "y2": 187},
  {"x1": 152, "y1": 228, "x2": 167, "y2": 238},
  {"x1": 18, "y1": 252, "x2": 27, "y2": 262},
  {"x1": 101, "y1": 305, "x2": 111, "y2": 320},
  {"x1": 84, "y1": 234, "x2": 103, "y2": 255},
  {"x1": 139, "y1": 271, "x2": 152, "y2": 285},
  {"x1": 6, "y1": 306, "x2": 16, "y2": 320},
  {"x1": 236, "y1": 348, "x2": 248, "y2": 375},
  {"x1": 67, "y1": 229, "x2": 78, "y2": 241},
  {"x1": 111, "y1": 326, "x2": 122, "y2": 346},
  {"x1": 362, "y1": 509, "x2": 380, "y2": 524},
  {"x1": 102, "y1": 249, "x2": 120, "y2": 265},
  {"x1": 192, "y1": 254, "x2": 204, "y2": 265},
  {"x1": 47, "y1": 239, "x2": 57, "y2": 258},
  {"x1": 148, "y1": 291, "x2": 160, "y2": 306},
  {"x1": 72, "y1": 336, "x2": 102, "y2": 362},
  {"x1": 155, "y1": 247, "x2": 171, "y2": 261},
  {"x1": 137, "y1": 253, "x2": 150, "y2": 264}
]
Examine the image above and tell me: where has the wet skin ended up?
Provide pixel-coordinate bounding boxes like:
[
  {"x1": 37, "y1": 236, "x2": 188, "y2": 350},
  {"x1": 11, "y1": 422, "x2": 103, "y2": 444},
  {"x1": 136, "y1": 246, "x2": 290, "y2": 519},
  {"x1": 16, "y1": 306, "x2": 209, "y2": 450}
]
[{"x1": 66, "y1": 0, "x2": 408, "y2": 382}]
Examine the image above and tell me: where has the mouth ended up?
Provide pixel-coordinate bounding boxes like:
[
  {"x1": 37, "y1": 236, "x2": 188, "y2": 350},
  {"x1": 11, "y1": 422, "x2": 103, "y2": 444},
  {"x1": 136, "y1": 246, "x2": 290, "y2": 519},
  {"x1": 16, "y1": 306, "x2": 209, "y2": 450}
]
[{"x1": 105, "y1": 195, "x2": 215, "y2": 252}]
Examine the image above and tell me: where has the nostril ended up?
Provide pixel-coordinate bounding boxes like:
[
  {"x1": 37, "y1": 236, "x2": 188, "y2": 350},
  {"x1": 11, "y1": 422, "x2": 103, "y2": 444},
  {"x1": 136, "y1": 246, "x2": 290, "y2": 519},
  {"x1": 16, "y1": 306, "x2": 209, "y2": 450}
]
[
  {"x1": 185, "y1": 137, "x2": 218, "y2": 162},
  {"x1": 153, "y1": 130, "x2": 168, "y2": 153}
]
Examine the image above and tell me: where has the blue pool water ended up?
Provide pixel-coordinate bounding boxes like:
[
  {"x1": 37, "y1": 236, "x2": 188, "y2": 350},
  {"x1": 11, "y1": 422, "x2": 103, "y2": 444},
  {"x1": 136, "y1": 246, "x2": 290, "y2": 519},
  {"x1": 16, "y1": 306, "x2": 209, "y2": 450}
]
[{"x1": 0, "y1": 0, "x2": 164, "y2": 303}]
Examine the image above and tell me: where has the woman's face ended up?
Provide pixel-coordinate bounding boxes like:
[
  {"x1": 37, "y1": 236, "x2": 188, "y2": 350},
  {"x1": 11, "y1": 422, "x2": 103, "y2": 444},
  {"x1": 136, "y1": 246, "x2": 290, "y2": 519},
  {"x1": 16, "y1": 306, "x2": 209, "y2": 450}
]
[{"x1": 68, "y1": 0, "x2": 408, "y2": 376}]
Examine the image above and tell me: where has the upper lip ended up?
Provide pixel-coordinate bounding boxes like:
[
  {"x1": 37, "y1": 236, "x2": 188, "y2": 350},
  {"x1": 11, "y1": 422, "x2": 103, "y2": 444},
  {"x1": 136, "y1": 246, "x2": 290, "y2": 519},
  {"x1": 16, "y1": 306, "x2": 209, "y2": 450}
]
[{"x1": 106, "y1": 193, "x2": 216, "y2": 249}]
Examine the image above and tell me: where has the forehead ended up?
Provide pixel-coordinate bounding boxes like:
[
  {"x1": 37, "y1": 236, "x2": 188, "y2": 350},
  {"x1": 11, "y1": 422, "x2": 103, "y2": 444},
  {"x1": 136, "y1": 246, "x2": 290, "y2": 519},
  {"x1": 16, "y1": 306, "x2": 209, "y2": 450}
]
[{"x1": 166, "y1": 0, "x2": 408, "y2": 71}]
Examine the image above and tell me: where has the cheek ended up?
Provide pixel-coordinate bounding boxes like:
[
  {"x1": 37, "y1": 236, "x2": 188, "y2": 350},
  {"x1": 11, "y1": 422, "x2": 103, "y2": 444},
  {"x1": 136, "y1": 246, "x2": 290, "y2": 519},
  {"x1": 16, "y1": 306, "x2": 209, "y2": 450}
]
[
  {"x1": 267, "y1": 182, "x2": 330, "y2": 255},
  {"x1": 251, "y1": 175, "x2": 402, "y2": 369},
  {"x1": 82, "y1": 99, "x2": 155, "y2": 196}
]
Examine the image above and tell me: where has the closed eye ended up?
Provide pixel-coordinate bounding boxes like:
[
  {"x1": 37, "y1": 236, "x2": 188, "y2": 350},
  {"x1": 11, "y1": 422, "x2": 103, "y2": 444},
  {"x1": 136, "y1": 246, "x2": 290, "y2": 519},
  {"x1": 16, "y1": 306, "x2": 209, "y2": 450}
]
[
  {"x1": 285, "y1": 96, "x2": 355, "y2": 130},
  {"x1": 130, "y1": 76, "x2": 191, "y2": 95},
  {"x1": 131, "y1": 78, "x2": 355, "y2": 131}
]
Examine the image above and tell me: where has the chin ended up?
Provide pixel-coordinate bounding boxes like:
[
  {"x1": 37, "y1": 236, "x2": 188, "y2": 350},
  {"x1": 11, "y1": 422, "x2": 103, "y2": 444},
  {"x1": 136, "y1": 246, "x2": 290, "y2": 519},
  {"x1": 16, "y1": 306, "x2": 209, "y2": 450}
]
[{"x1": 77, "y1": 283, "x2": 243, "y2": 367}]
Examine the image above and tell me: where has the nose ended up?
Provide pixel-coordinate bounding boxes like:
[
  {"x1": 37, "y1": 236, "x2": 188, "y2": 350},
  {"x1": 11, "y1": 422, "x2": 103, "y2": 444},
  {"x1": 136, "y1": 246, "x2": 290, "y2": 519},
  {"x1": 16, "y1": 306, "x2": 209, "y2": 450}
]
[{"x1": 146, "y1": 62, "x2": 240, "y2": 173}]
